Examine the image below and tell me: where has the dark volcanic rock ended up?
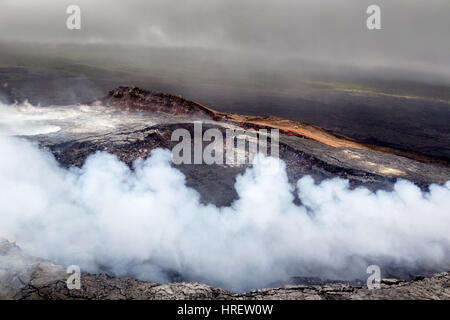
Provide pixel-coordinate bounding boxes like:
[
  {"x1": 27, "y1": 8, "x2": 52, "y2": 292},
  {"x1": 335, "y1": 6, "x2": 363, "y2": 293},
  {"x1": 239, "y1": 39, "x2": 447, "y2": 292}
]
[
  {"x1": 1, "y1": 241, "x2": 449, "y2": 300},
  {"x1": 20, "y1": 86, "x2": 448, "y2": 206},
  {"x1": 42, "y1": 120, "x2": 450, "y2": 206},
  {"x1": 104, "y1": 86, "x2": 216, "y2": 118}
]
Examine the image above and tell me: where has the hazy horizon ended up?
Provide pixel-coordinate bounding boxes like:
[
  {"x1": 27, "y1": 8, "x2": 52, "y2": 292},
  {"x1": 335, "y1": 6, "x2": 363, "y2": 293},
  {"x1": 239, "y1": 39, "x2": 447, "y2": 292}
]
[{"x1": 1, "y1": 0, "x2": 450, "y2": 83}]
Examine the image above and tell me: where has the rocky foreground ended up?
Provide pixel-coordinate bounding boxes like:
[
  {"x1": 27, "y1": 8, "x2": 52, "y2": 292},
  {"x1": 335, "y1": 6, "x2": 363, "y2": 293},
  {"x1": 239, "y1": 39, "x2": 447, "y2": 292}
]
[{"x1": 1, "y1": 240, "x2": 449, "y2": 300}]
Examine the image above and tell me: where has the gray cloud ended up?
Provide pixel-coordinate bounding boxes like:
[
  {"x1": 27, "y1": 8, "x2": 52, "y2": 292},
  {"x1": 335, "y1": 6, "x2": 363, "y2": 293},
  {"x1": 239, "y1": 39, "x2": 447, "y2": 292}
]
[{"x1": 0, "y1": 0, "x2": 449, "y2": 76}]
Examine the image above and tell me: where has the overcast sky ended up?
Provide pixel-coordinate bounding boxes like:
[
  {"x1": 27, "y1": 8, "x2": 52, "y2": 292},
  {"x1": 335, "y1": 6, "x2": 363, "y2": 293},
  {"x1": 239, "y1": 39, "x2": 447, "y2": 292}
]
[{"x1": 0, "y1": 0, "x2": 449, "y2": 78}]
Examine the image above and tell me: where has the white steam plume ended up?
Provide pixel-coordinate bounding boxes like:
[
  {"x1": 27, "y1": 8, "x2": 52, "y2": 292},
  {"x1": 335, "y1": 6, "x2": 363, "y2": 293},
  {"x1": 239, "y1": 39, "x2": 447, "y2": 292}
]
[{"x1": 0, "y1": 105, "x2": 449, "y2": 291}]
